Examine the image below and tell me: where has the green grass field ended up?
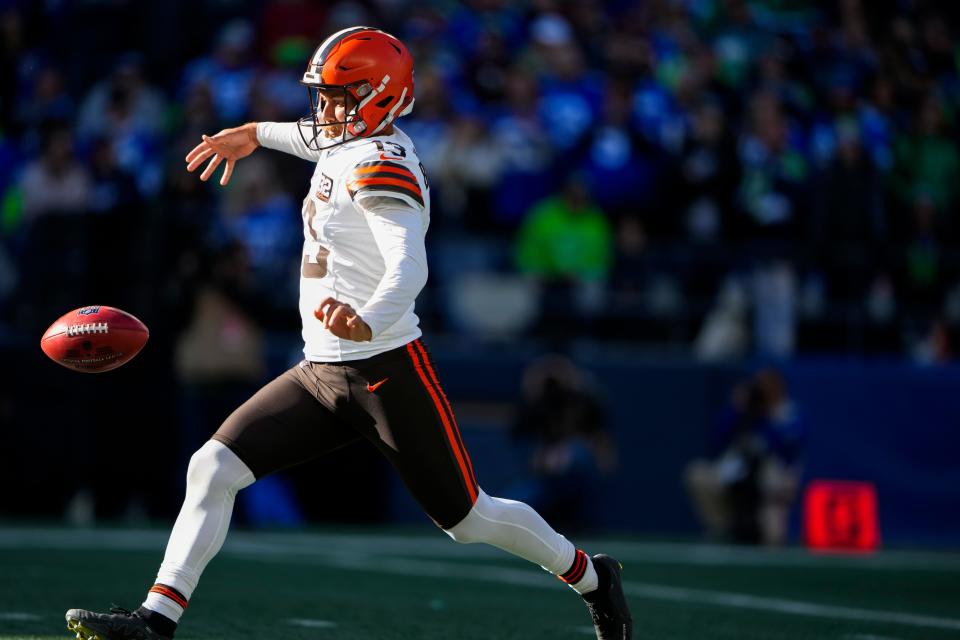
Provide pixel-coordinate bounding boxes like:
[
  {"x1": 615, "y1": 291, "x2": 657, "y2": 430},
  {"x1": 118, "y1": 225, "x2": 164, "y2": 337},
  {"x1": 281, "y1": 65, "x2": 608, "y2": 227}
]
[{"x1": 1, "y1": 527, "x2": 958, "y2": 640}]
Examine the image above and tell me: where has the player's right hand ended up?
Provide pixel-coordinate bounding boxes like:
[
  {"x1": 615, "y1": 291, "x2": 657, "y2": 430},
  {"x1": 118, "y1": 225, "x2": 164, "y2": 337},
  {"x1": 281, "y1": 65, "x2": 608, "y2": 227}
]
[{"x1": 185, "y1": 122, "x2": 260, "y2": 186}]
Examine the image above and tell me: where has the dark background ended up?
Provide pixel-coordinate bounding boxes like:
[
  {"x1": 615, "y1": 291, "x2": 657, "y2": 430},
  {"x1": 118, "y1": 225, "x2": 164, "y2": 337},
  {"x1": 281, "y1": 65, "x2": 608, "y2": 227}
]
[{"x1": 0, "y1": 0, "x2": 958, "y2": 546}]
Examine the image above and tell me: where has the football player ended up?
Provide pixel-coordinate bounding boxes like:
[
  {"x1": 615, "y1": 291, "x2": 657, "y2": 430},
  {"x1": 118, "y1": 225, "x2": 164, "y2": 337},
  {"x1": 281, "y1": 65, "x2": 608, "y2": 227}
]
[{"x1": 65, "y1": 27, "x2": 632, "y2": 640}]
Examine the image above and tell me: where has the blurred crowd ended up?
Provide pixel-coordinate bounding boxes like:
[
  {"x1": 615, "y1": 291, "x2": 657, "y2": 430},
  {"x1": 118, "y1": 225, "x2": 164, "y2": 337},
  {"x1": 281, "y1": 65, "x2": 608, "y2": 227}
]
[{"x1": 2, "y1": 0, "x2": 960, "y2": 365}]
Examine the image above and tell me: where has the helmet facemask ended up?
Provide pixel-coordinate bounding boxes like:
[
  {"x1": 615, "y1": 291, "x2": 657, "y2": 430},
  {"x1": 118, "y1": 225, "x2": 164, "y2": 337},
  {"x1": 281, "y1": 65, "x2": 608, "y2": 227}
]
[{"x1": 296, "y1": 82, "x2": 371, "y2": 151}]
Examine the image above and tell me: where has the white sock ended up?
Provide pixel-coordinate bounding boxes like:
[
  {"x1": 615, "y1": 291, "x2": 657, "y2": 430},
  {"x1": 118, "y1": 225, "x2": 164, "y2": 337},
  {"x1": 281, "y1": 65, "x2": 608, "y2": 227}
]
[
  {"x1": 443, "y1": 489, "x2": 599, "y2": 594},
  {"x1": 141, "y1": 440, "x2": 254, "y2": 622}
]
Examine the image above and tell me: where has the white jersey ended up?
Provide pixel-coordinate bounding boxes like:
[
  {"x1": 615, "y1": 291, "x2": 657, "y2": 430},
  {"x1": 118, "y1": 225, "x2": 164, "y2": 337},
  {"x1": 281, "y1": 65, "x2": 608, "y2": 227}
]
[{"x1": 256, "y1": 123, "x2": 430, "y2": 362}]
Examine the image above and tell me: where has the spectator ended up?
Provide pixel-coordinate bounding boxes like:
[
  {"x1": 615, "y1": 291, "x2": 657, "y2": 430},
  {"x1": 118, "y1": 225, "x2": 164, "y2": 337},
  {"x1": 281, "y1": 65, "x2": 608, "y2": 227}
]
[
  {"x1": 809, "y1": 117, "x2": 886, "y2": 304},
  {"x1": 249, "y1": 38, "x2": 314, "y2": 122},
  {"x1": 900, "y1": 194, "x2": 945, "y2": 308},
  {"x1": 174, "y1": 241, "x2": 266, "y2": 466},
  {"x1": 735, "y1": 90, "x2": 807, "y2": 246},
  {"x1": 529, "y1": 17, "x2": 604, "y2": 153},
  {"x1": 179, "y1": 82, "x2": 219, "y2": 139},
  {"x1": 88, "y1": 137, "x2": 142, "y2": 216},
  {"x1": 258, "y1": 0, "x2": 326, "y2": 59},
  {"x1": 14, "y1": 64, "x2": 74, "y2": 154},
  {"x1": 180, "y1": 19, "x2": 259, "y2": 123},
  {"x1": 578, "y1": 81, "x2": 661, "y2": 219},
  {"x1": 217, "y1": 156, "x2": 301, "y2": 314},
  {"x1": 19, "y1": 127, "x2": 91, "y2": 223},
  {"x1": 516, "y1": 176, "x2": 613, "y2": 282},
  {"x1": 463, "y1": 29, "x2": 511, "y2": 105},
  {"x1": 400, "y1": 66, "x2": 454, "y2": 175},
  {"x1": 752, "y1": 260, "x2": 797, "y2": 358},
  {"x1": 509, "y1": 354, "x2": 616, "y2": 529},
  {"x1": 684, "y1": 368, "x2": 804, "y2": 545},
  {"x1": 434, "y1": 114, "x2": 503, "y2": 231},
  {"x1": 912, "y1": 315, "x2": 952, "y2": 365},
  {"x1": 488, "y1": 67, "x2": 553, "y2": 227},
  {"x1": 890, "y1": 93, "x2": 960, "y2": 223},
  {"x1": 76, "y1": 53, "x2": 166, "y2": 141},
  {"x1": 694, "y1": 276, "x2": 750, "y2": 361},
  {"x1": 676, "y1": 97, "x2": 739, "y2": 243},
  {"x1": 515, "y1": 176, "x2": 613, "y2": 326}
]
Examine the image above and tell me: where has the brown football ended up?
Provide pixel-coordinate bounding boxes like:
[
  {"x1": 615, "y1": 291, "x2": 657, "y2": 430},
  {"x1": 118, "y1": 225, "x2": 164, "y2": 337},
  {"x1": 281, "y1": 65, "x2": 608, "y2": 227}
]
[{"x1": 40, "y1": 305, "x2": 149, "y2": 373}]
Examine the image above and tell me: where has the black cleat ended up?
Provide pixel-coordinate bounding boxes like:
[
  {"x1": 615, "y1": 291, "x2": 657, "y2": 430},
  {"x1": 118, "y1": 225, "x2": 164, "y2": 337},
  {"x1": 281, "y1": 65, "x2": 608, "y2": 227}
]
[
  {"x1": 582, "y1": 554, "x2": 633, "y2": 639},
  {"x1": 65, "y1": 607, "x2": 171, "y2": 640}
]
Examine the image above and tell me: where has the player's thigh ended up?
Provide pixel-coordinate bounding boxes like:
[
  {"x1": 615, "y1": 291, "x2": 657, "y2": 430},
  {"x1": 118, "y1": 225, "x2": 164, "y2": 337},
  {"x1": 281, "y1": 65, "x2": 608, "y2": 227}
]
[
  {"x1": 354, "y1": 340, "x2": 479, "y2": 529},
  {"x1": 212, "y1": 366, "x2": 358, "y2": 478}
]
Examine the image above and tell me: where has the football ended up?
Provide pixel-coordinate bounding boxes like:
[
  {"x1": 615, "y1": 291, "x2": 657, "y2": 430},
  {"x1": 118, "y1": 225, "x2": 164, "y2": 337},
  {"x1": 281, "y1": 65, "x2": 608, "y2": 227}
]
[{"x1": 40, "y1": 305, "x2": 149, "y2": 373}]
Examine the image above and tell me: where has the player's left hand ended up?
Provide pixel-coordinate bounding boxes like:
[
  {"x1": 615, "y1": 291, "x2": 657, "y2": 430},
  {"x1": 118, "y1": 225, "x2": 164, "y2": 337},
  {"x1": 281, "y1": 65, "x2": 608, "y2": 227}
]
[{"x1": 315, "y1": 297, "x2": 373, "y2": 342}]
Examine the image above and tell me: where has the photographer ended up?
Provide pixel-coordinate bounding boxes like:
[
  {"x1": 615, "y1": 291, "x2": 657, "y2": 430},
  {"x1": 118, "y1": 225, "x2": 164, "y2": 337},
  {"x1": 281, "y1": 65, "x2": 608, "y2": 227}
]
[{"x1": 684, "y1": 368, "x2": 804, "y2": 545}]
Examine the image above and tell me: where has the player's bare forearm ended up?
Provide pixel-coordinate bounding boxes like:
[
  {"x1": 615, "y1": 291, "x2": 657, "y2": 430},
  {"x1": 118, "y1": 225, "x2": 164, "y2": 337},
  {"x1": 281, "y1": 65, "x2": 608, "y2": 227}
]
[{"x1": 185, "y1": 122, "x2": 260, "y2": 186}]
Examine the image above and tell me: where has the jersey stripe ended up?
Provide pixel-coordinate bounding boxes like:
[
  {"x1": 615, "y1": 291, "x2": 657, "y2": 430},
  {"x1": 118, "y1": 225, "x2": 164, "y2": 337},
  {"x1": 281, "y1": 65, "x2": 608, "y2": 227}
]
[
  {"x1": 348, "y1": 179, "x2": 424, "y2": 206},
  {"x1": 354, "y1": 164, "x2": 419, "y2": 180},
  {"x1": 351, "y1": 184, "x2": 425, "y2": 207},
  {"x1": 354, "y1": 170, "x2": 420, "y2": 186},
  {"x1": 349, "y1": 176, "x2": 422, "y2": 194},
  {"x1": 350, "y1": 161, "x2": 425, "y2": 205},
  {"x1": 406, "y1": 343, "x2": 478, "y2": 506},
  {"x1": 412, "y1": 339, "x2": 478, "y2": 492}
]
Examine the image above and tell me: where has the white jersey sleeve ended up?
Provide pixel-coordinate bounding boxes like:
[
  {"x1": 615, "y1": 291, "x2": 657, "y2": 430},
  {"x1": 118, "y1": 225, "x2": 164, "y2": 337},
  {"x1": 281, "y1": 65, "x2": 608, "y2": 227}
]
[
  {"x1": 354, "y1": 196, "x2": 428, "y2": 338},
  {"x1": 256, "y1": 122, "x2": 323, "y2": 162}
]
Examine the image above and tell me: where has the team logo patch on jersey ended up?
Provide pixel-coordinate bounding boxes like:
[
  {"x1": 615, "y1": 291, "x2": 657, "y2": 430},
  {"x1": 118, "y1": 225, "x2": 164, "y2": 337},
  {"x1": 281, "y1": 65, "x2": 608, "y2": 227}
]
[{"x1": 316, "y1": 173, "x2": 334, "y2": 202}]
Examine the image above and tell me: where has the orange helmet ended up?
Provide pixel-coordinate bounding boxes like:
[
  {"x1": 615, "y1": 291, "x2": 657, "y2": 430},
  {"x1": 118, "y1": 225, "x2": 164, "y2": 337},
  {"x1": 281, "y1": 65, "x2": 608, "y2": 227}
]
[{"x1": 298, "y1": 27, "x2": 415, "y2": 150}]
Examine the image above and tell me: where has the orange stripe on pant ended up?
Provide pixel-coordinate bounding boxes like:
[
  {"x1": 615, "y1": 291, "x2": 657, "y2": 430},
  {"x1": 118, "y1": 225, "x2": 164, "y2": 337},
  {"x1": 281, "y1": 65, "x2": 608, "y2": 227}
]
[
  {"x1": 413, "y1": 339, "x2": 478, "y2": 489},
  {"x1": 406, "y1": 343, "x2": 478, "y2": 505}
]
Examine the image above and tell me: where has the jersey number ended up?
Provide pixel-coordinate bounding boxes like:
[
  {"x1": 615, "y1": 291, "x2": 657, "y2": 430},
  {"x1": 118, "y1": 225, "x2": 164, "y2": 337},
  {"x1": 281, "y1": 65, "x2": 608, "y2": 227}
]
[
  {"x1": 374, "y1": 141, "x2": 430, "y2": 190},
  {"x1": 302, "y1": 197, "x2": 329, "y2": 278}
]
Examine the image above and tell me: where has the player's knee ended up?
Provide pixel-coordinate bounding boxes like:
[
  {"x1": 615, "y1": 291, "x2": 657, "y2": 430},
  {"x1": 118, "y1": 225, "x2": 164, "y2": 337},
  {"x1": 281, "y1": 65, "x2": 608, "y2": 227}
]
[
  {"x1": 186, "y1": 440, "x2": 253, "y2": 496},
  {"x1": 443, "y1": 491, "x2": 493, "y2": 544},
  {"x1": 443, "y1": 511, "x2": 482, "y2": 544}
]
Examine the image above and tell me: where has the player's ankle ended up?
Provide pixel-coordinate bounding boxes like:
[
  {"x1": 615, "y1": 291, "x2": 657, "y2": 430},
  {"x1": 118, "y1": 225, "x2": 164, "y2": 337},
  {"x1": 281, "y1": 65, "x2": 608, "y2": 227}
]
[{"x1": 136, "y1": 606, "x2": 178, "y2": 638}]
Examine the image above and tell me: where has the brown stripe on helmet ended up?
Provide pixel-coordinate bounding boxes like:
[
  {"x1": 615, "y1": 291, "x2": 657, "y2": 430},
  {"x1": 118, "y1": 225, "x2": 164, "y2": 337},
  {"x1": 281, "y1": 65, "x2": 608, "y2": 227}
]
[{"x1": 313, "y1": 26, "x2": 373, "y2": 68}]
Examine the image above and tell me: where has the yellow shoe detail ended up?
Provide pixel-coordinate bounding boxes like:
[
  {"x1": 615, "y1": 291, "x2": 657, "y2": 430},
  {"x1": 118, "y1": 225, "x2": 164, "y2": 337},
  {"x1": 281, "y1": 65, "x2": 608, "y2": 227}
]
[{"x1": 66, "y1": 618, "x2": 101, "y2": 640}]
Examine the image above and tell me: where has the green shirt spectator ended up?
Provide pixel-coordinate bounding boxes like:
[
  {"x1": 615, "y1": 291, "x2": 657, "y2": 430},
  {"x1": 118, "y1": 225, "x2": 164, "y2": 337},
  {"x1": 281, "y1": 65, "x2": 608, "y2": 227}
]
[
  {"x1": 891, "y1": 97, "x2": 960, "y2": 213},
  {"x1": 515, "y1": 181, "x2": 613, "y2": 281}
]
